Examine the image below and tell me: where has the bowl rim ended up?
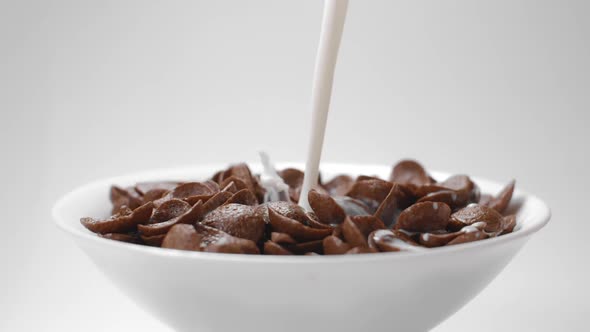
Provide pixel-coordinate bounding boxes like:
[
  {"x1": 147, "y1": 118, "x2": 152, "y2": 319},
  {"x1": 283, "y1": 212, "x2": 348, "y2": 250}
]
[{"x1": 52, "y1": 162, "x2": 551, "y2": 264}]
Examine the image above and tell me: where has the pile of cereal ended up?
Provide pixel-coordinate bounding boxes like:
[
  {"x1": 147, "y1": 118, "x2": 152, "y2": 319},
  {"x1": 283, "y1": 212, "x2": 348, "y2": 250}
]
[{"x1": 80, "y1": 160, "x2": 516, "y2": 255}]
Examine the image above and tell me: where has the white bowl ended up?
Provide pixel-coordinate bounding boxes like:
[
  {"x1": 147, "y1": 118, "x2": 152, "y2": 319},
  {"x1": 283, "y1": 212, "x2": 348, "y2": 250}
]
[{"x1": 53, "y1": 163, "x2": 550, "y2": 332}]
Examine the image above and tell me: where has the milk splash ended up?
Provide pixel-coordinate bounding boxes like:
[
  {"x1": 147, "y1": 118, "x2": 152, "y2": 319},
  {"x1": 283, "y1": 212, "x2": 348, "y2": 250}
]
[{"x1": 258, "y1": 151, "x2": 290, "y2": 202}]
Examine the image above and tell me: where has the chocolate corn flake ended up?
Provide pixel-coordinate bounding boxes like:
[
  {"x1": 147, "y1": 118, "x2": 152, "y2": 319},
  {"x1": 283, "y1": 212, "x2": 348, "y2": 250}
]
[
  {"x1": 141, "y1": 233, "x2": 167, "y2": 247},
  {"x1": 202, "y1": 191, "x2": 233, "y2": 214},
  {"x1": 285, "y1": 240, "x2": 324, "y2": 255},
  {"x1": 264, "y1": 241, "x2": 293, "y2": 255},
  {"x1": 345, "y1": 179, "x2": 393, "y2": 212},
  {"x1": 389, "y1": 160, "x2": 433, "y2": 188},
  {"x1": 270, "y1": 232, "x2": 297, "y2": 245},
  {"x1": 224, "y1": 189, "x2": 258, "y2": 206},
  {"x1": 110, "y1": 186, "x2": 143, "y2": 214},
  {"x1": 268, "y1": 208, "x2": 332, "y2": 242},
  {"x1": 349, "y1": 215, "x2": 386, "y2": 236},
  {"x1": 100, "y1": 232, "x2": 141, "y2": 244},
  {"x1": 279, "y1": 168, "x2": 305, "y2": 189},
  {"x1": 323, "y1": 175, "x2": 353, "y2": 196},
  {"x1": 171, "y1": 182, "x2": 218, "y2": 199},
  {"x1": 346, "y1": 246, "x2": 378, "y2": 254},
  {"x1": 395, "y1": 201, "x2": 451, "y2": 233},
  {"x1": 369, "y1": 229, "x2": 423, "y2": 252},
  {"x1": 82, "y1": 160, "x2": 520, "y2": 255},
  {"x1": 305, "y1": 212, "x2": 336, "y2": 230},
  {"x1": 411, "y1": 183, "x2": 448, "y2": 198},
  {"x1": 202, "y1": 203, "x2": 265, "y2": 242},
  {"x1": 417, "y1": 190, "x2": 460, "y2": 208},
  {"x1": 332, "y1": 196, "x2": 371, "y2": 217},
  {"x1": 141, "y1": 189, "x2": 169, "y2": 204},
  {"x1": 81, "y1": 202, "x2": 153, "y2": 234},
  {"x1": 308, "y1": 189, "x2": 346, "y2": 225},
  {"x1": 204, "y1": 223, "x2": 260, "y2": 253},
  {"x1": 138, "y1": 201, "x2": 204, "y2": 237},
  {"x1": 341, "y1": 217, "x2": 368, "y2": 247},
  {"x1": 323, "y1": 235, "x2": 352, "y2": 255},
  {"x1": 487, "y1": 180, "x2": 516, "y2": 214},
  {"x1": 374, "y1": 183, "x2": 410, "y2": 227},
  {"x1": 185, "y1": 194, "x2": 214, "y2": 206},
  {"x1": 154, "y1": 181, "x2": 219, "y2": 207},
  {"x1": 502, "y1": 214, "x2": 517, "y2": 235},
  {"x1": 150, "y1": 199, "x2": 191, "y2": 223},
  {"x1": 161, "y1": 224, "x2": 202, "y2": 251},
  {"x1": 220, "y1": 176, "x2": 249, "y2": 193},
  {"x1": 135, "y1": 181, "x2": 179, "y2": 195},
  {"x1": 450, "y1": 204, "x2": 506, "y2": 233},
  {"x1": 221, "y1": 181, "x2": 239, "y2": 194},
  {"x1": 263, "y1": 201, "x2": 310, "y2": 224},
  {"x1": 418, "y1": 231, "x2": 462, "y2": 248},
  {"x1": 439, "y1": 175, "x2": 479, "y2": 206},
  {"x1": 219, "y1": 164, "x2": 257, "y2": 194},
  {"x1": 447, "y1": 230, "x2": 488, "y2": 246}
]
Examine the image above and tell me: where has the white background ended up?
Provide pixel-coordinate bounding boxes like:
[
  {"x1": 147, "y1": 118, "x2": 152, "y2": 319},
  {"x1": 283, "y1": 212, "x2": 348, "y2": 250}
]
[{"x1": 1, "y1": 0, "x2": 589, "y2": 331}]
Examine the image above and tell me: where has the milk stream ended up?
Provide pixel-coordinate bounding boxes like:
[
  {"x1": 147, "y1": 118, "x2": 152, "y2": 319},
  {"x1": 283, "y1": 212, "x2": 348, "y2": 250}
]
[{"x1": 298, "y1": 0, "x2": 349, "y2": 211}]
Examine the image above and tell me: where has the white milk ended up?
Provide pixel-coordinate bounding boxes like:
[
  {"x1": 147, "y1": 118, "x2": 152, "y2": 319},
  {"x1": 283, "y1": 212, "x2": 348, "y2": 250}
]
[
  {"x1": 258, "y1": 151, "x2": 291, "y2": 202},
  {"x1": 298, "y1": 0, "x2": 349, "y2": 211}
]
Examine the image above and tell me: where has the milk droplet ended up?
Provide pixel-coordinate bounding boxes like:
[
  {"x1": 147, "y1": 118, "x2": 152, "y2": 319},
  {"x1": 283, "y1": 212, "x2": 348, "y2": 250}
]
[
  {"x1": 390, "y1": 237, "x2": 424, "y2": 252},
  {"x1": 461, "y1": 221, "x2": 486, "y2": 234}
]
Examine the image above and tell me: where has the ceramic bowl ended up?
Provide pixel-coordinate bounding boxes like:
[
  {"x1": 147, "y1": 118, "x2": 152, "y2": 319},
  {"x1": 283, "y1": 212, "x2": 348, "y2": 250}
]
[{"x1": 53, "y1": 163, "x2": 550, "y2": 332}]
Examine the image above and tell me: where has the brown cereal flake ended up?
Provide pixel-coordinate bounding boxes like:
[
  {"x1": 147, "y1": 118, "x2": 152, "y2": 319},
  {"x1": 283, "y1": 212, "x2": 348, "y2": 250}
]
[
  {"x1": 323, "y1": 235, "x2": 352, "y2": 255},
  {"x1": 135, "y1": 181, "x2": 178, "y2": 195},
  {"x1": 308, "y1": 189, "x2": 346, "y2": 225},
  {"x1": 99, "y1": 233, "x2": 141, "y2": 244},
  {"x1": 161, "y1": 224, "x2": 201, "y2": 250},
  {"x1": 333, "y1": 196, "x2": 372, "y2": 217},
  {"x1": 141, "y1": 233, "x2": 166, "y2": 247},
  {"x1": 488, "y1": 180, "x2": 516, "y2": 214},
  {"x1": 150, "y1": 199, "x2": 191, "y2": 223},
  {"x1": 341, "y1": 217, "x2": 368, "y2": 248},
  {"x1": 323, "y1": 175, "x2": 354, "y2": 196},
  {"x1": 374, "y1": 183, "x2": 411, "y2": 227},
  {"x1": 369, "y1": 229, "x2": 422, "y2": 252},
  {"x1": 138, "y1": 201, "x2": 204, "y2": 236},
  {"x1": 264, "y1": 241, "x2": 293, "y2": 255},
  {"x1": 267, "y1": 208, "x2": 332, "y2": 242},
  {"x1": 346, "y1": 246, "x2": 378, "y2": 254},
  {"x1": 81, "y1": 202, "x2": 153, "y2": 234},
  {"x1": 202, "y1": 191, "x2": 233, "y2": 214},
  {"x1": 447, "y1": 230, "x2": 488, "y2": 246},
  {"x1": 202, "y1": 203, "x2": 266, "y2": 242},
  {"x1": 346, "y1": 179, "x2": 394, "y2": 212},
  {"x1": 224, "y1": 189, "x2": 258, "y2": 206},
  {"x1": 285, "y1": 240, "x2": 324, "y2": 255},
  {"x1": 395, "y1": 201, "x2": 451, "y2": 233},
  {"x1": 270, "y1": 232, "x2": 297, "y2": 245},
  {"x1": 450, "y1": 204, "x2": 506, "y2": 233},
  {"x1": 389, "y1": 160, "x2": 433, "y2": 188},
  {"x1": 110, "y1": 186, "x2": 143, "y2": 214}
]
